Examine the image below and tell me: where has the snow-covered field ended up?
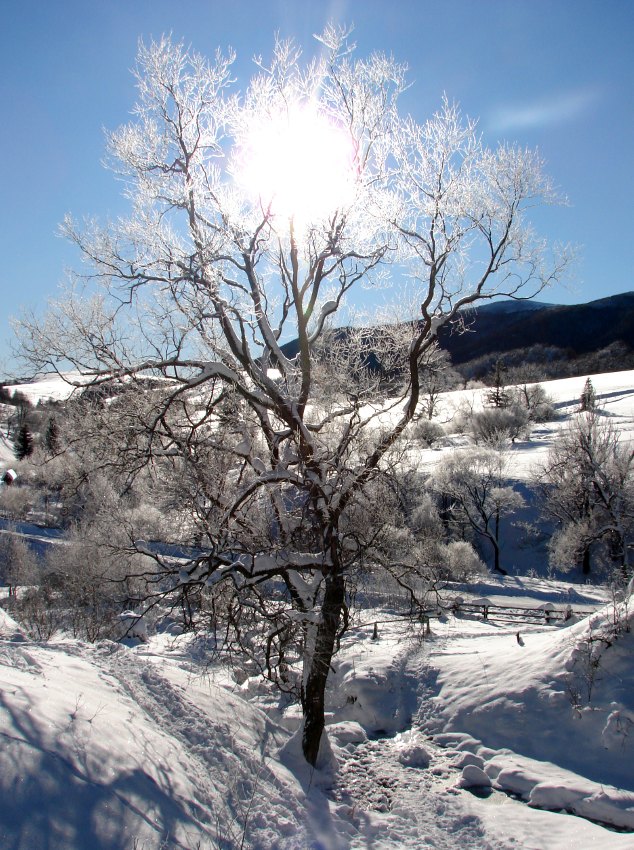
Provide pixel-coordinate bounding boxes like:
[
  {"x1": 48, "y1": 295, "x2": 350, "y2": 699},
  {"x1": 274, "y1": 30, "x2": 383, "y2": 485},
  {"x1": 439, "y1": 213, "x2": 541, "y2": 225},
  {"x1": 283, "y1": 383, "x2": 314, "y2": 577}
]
[
  {"x1": 415, "y1": 369, "x2": 634, "y2": 482},
  {"x1": 3, "y1": 372, "x2": 89, "y2": 407},
  {"x1": 1, "y1": 370, "x2": 634, "y2": 848}
]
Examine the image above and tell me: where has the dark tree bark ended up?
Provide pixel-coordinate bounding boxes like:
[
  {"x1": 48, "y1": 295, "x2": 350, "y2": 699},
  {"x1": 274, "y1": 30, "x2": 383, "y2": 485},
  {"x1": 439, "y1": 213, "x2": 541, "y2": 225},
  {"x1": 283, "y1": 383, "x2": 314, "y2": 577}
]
[{"x1": 301, "y1": 569, "x2": 345, "y2": 766}]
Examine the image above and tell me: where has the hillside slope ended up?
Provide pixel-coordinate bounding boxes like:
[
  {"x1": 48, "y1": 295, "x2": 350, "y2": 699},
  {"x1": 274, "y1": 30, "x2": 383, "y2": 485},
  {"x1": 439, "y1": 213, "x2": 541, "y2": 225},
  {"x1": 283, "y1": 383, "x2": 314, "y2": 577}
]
[
  {"x1": 441, "y1": 292, "x2": 634, "y2": 364},
  {"x1": 277, "y1": 292, "x2": 634, "y2": 373}
]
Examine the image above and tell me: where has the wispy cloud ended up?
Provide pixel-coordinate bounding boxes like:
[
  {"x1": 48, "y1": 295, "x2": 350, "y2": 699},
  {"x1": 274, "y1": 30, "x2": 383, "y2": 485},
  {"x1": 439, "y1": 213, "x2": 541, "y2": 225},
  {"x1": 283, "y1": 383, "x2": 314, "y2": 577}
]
[{"x1": 488, "y1": 88, "x2": 600, "y2": 133}]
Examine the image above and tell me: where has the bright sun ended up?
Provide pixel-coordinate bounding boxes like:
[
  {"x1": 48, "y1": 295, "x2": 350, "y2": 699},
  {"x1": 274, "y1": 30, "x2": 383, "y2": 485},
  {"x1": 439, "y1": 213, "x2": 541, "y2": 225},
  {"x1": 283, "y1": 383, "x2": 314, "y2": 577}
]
[{"x1": 234, "y1": 106, "x2": 356, "y2": 227}]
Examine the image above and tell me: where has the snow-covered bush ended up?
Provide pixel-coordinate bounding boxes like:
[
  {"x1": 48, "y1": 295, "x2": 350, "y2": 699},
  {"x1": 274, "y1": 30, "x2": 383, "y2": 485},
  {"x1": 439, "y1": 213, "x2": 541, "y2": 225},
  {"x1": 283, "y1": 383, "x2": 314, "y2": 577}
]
[
  {"x1": 407, "y1": 492, "x2": 445, "y2": 540},
  {"x1": 511, "y1": 383, "x2": 556, "y2": 423},
  {"x1": 411, "y1": 418, "x2": 445, "y2": 446},
  {"x1": 548, "y1": 520, "x2": 593, "y2": 575},
  {"x1": 9, "y1": 584, "x2": 62, "y2": 640},
  {"x1": 470, "y1": 405, "x2": 529, "y2": 447},
  {"x1": 565, "y1": 600, "x2": 633, "y2": 709},
  {"x1": 0, "y1": 473, "x2": 36, "y2": 521},
  {"x1": 7, "y1": 526, "x2": 147, "y2": 643},
  {"x1": 441, "y1": 540, "x2": 487, "y2": 582},
  {"x1": 0, "y1": 530, "x2": 38, "y2": 593}
]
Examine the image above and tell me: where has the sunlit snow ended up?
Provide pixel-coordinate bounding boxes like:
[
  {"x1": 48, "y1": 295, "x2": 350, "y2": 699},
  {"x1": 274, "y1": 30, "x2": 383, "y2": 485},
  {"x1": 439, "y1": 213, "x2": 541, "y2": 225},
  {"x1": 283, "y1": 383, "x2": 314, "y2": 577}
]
[{"x1": 2, "y1": 369, "x2": 634, "y2": 848}]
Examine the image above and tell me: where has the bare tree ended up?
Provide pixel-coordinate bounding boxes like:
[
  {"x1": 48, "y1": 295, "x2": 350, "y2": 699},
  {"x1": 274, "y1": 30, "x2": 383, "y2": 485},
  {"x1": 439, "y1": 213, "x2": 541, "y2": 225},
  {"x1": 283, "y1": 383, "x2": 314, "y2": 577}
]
[
  {"x1": 511, "y1": 382, "x2": 555, "y2": 423},
  {"x1": 416, "y1": 342, "x2": 461, "y2": 420},
  {"x1": 431, "y1": 448, "x2": 525, "y2": 574},
  {"x1": 539, "y1": 410, "x2": 634, "y2": 577},
  {"x1": 15, "y1": 30, "x2": 569, "y2": 764}
]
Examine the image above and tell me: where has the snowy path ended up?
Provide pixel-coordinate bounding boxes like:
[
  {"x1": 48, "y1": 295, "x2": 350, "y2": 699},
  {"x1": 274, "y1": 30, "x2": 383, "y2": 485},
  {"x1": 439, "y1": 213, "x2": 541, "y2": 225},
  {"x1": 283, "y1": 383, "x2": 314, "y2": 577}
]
[
  {"x1": 322, "y1": 634, "x2": 508, "y2": 848},
  {"x1": 328, "y1": 722, "x2": 634, "y2": 849},
  {"x1": 3, "y1": 603, "x2": 634, "y2": 849},
  {"x1": 321, "y1": 612, "x2": 634, "y2": 849},
  {"x1": 331, "y1": 732, "x2": 509, "y2": 849}
]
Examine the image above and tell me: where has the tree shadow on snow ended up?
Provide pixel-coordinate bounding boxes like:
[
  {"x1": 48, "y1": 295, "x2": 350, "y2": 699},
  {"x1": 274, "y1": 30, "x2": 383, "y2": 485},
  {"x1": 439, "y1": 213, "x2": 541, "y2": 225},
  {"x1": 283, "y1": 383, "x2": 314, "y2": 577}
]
[{"x1": 0, "y1": 687, "x2": 210, "y2": 850}]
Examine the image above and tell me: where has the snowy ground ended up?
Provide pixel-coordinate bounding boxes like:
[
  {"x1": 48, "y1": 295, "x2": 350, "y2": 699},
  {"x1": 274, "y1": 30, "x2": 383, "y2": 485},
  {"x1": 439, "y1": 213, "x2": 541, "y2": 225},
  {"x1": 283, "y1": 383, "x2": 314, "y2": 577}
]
[
  {"x1": 3, "y1": 373, "x2": 89, "y2": 406},
  {"x1": 324, "y1": 586, "x2": 634, "y2": 846},
  {"x1": 3, "y1": 368, "x2": 634, "y2": 483},
  {"x1": 2, "y1": 593, "x2": 634, "y2": 849},
  {"x1": 401, "y1": 369, "x2": 634, "y2": 489},
  {"x1": 1, "y1": 370, "x2": 634, "y2": 848}
]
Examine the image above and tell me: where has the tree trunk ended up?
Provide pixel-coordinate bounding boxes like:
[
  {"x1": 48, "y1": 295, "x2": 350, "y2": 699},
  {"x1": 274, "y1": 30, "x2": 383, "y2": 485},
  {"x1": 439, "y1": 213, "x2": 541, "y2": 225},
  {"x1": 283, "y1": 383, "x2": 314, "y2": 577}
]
[
  {"x1": 490, "y1": 512, "x2": 508, "y2": 575},
  {"x1": 582, "y1": 546, "x2": 591, "y2": 576},
  {"x1": 301, "y1": 569, "x2": 345, "y2": 766},
  {"x1": 491, "y1": 540, "x2": 507, "y2": 575}
]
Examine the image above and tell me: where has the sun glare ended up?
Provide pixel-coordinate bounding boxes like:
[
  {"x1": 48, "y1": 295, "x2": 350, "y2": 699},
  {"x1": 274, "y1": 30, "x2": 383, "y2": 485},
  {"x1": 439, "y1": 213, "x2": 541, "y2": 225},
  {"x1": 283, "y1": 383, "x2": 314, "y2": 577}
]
[{"x1": 234, "y1": 106, "x2": 356, "y2": 227}]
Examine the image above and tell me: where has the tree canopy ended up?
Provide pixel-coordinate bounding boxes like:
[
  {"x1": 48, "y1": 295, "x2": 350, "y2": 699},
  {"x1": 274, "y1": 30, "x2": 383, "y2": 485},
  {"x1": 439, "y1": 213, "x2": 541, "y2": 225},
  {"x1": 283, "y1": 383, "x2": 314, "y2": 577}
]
[{"x1": 15, "y1": 28, "x2": 571, "y2": 764}]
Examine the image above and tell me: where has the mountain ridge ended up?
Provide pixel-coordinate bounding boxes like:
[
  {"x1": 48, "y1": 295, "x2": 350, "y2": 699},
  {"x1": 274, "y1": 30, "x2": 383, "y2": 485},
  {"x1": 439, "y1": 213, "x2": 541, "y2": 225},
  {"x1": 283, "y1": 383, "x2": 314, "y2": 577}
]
[
  {"x1": 441, "y1": 291, "x2": 634, "y2": 364},
  {"x1": 278, "y1": 292, "x2": 634, "y2": 378}
]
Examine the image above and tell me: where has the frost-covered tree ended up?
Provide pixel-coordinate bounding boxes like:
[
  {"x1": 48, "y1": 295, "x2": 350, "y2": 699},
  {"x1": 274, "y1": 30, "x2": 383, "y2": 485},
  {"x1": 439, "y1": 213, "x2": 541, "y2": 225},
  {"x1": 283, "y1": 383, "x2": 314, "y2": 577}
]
[
  {"x1": 539, "y1": 410, "x2": 634, "y2": 576},
  {"x1": 15, "y1": 30, "x2": 569, "y2": 764},
  {"x1": 512, "y1": 382, "x2": 555, "y2": 423},
  {"x1": 432, "y1": 448, "x2": 525, "y2": 574},
  {"x1": 416, "y1": 342, "x2": 461, "y2": 420}
]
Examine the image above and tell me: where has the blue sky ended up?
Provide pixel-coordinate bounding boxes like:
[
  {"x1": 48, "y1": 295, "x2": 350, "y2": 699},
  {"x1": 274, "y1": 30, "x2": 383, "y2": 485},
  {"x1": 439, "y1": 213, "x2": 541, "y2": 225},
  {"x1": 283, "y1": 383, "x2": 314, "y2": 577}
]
[{"x1": 1, "y1": 0, "x2": 633, "y2": 375}]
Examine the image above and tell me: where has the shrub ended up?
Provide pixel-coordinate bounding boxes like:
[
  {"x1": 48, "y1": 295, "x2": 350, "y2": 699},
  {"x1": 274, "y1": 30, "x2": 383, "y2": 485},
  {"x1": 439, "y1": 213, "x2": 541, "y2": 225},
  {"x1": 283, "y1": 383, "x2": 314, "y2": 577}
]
[
  {"x1": 442, "y1": 540, "x2": 487, "y2": 581},
  {"x1": 0, "y1": 533, "x2": 39, "y2": 600},
  {"x1": 512, "y1": 383, "x2": 556, "y2": 422},
  {"x1": 0, "y1": 481, "x2": 35, "y2": 522},
  {"x1": 412, "y1": 418, "x2": 445, "y2": 446},
  {"x1": 9, "y1": 585, "x2": 63, "y2": 640},
  {"x1": 470, "y1": 404, "x2": 528, "y2": 446},
  {"x1": 8, "y1": 529, "x2": 148, "y2": 642}
]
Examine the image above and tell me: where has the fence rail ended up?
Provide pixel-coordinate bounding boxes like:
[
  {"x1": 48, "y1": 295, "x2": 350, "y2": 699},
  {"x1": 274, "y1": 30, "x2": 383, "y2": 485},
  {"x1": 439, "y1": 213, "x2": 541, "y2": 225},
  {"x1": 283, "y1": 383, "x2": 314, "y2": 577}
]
[
  {"x1": 450, "y1": 600, "x2": 584, "y2": 624},
  {"x1": 355, "y1": 598, "x2": 596, "y2": 632}
]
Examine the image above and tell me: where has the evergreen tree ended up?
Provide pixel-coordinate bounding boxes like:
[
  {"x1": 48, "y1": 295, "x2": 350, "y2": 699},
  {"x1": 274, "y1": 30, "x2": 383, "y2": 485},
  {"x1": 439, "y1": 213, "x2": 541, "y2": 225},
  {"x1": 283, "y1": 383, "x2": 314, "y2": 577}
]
[
  {"x1": 14, "y1": 423, "x2": 34, "y2": 460},
  {"x1": 580, "y1": 377, "x2": 596, "y2": 411},
  {"x1": 44, "y1": 416, "x2": 61, "y2": 455},
  {"x1": 486, "y1": 358, "x2": 511, "y2": 409}
]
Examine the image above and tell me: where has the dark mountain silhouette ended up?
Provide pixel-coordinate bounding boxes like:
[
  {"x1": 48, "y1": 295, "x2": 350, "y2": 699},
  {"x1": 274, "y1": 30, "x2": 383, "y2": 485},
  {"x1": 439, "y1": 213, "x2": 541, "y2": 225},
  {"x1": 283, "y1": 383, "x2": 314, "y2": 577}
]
[
  {"x1": 438, "y1": 293, "x2": 634, "y2": 364},
  {"x1": 280, "y1": 292, "x2": 634, "y2": 380}
]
